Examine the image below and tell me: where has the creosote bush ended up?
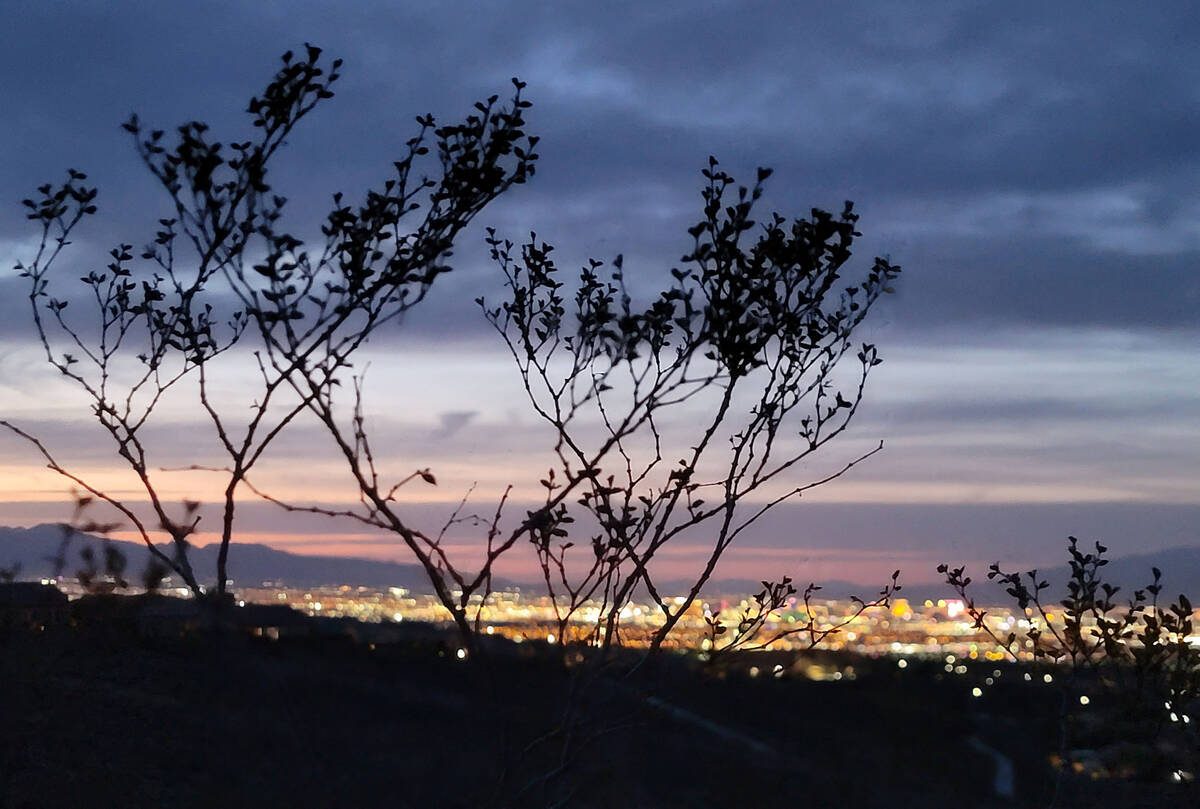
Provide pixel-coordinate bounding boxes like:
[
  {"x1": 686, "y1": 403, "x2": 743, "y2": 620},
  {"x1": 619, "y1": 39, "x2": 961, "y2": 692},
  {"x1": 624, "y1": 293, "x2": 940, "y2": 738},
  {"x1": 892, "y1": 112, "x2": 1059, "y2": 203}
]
[
  {"x1": 942, "y1": 538, "x2": 1199, "y2": 793},
  {"x1": 6, "y1": 45, "x2": 899, "y2": 659}
]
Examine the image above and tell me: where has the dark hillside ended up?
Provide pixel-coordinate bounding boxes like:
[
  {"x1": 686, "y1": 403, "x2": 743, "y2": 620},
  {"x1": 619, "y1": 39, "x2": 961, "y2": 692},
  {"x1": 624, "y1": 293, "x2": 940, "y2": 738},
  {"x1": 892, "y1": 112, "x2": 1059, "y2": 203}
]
[{"x1": 0, "y1": 622, "x2": 1007, "y2": 809}]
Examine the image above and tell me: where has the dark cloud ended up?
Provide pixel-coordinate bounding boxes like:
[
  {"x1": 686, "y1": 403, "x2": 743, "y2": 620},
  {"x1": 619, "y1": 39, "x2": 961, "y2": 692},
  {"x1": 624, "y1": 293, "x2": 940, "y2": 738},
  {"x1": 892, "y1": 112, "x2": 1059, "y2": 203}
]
[
  {"x1": 887, "y1": 233, "x2": 1200, "y2": 331},
  {"x1": 4, "y1": 2, "x2": 1199, "y2": 337},
  {"x1": 868, "y1": 391, "x2": 1197, "y2": 432},
  {"x1": 432, "y1": 410, "x2": 478, "y2": 439}
]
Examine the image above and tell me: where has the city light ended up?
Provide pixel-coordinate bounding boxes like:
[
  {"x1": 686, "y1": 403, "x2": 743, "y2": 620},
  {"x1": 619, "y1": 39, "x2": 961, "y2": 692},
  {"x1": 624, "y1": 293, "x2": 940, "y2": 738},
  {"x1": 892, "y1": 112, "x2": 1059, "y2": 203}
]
[{"x1": 188, "y1": 583, "x2": 1196, "y2": 669}]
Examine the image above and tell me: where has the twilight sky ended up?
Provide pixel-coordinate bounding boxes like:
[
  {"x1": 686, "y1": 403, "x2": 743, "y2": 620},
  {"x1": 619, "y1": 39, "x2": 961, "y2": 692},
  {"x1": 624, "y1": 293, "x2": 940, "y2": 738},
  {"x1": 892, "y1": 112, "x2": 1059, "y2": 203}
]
[{"x1": 1, "y1": 1, "x2": 1198, "y2": 586}]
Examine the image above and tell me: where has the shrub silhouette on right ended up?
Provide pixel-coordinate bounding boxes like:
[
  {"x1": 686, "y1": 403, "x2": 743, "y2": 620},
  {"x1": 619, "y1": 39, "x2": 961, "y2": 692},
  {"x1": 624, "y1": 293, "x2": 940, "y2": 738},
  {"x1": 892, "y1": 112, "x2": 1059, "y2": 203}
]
[{"x1": 942, "y1": 538, "x2": 1199, "y2": 799}]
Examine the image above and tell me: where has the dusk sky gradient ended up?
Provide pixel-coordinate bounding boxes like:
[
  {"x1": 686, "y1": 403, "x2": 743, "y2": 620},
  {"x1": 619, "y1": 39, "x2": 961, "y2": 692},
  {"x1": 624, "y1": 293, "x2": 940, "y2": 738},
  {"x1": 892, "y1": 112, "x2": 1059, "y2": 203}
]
[{"x1": 2, "y1": 1, "x2": 1198, "y2": 585}]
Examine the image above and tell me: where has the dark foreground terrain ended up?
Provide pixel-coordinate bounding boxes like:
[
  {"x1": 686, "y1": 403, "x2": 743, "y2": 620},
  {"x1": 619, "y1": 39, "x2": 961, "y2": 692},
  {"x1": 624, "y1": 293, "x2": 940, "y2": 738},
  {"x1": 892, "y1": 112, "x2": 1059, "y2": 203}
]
[{"x1": 0, "y1": 611, "x2": 1189, "y2": 808}]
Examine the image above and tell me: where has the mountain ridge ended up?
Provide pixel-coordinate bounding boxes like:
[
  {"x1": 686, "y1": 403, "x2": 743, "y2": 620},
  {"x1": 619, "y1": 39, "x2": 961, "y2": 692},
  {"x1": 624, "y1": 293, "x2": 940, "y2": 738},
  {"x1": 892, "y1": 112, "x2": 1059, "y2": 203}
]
[
  {"x1": 0, "y1": 523, "x2": 439, "y2": 590},
  {"x1": 3, "y1": 523, "x2": 1199, "y2": 600}
]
